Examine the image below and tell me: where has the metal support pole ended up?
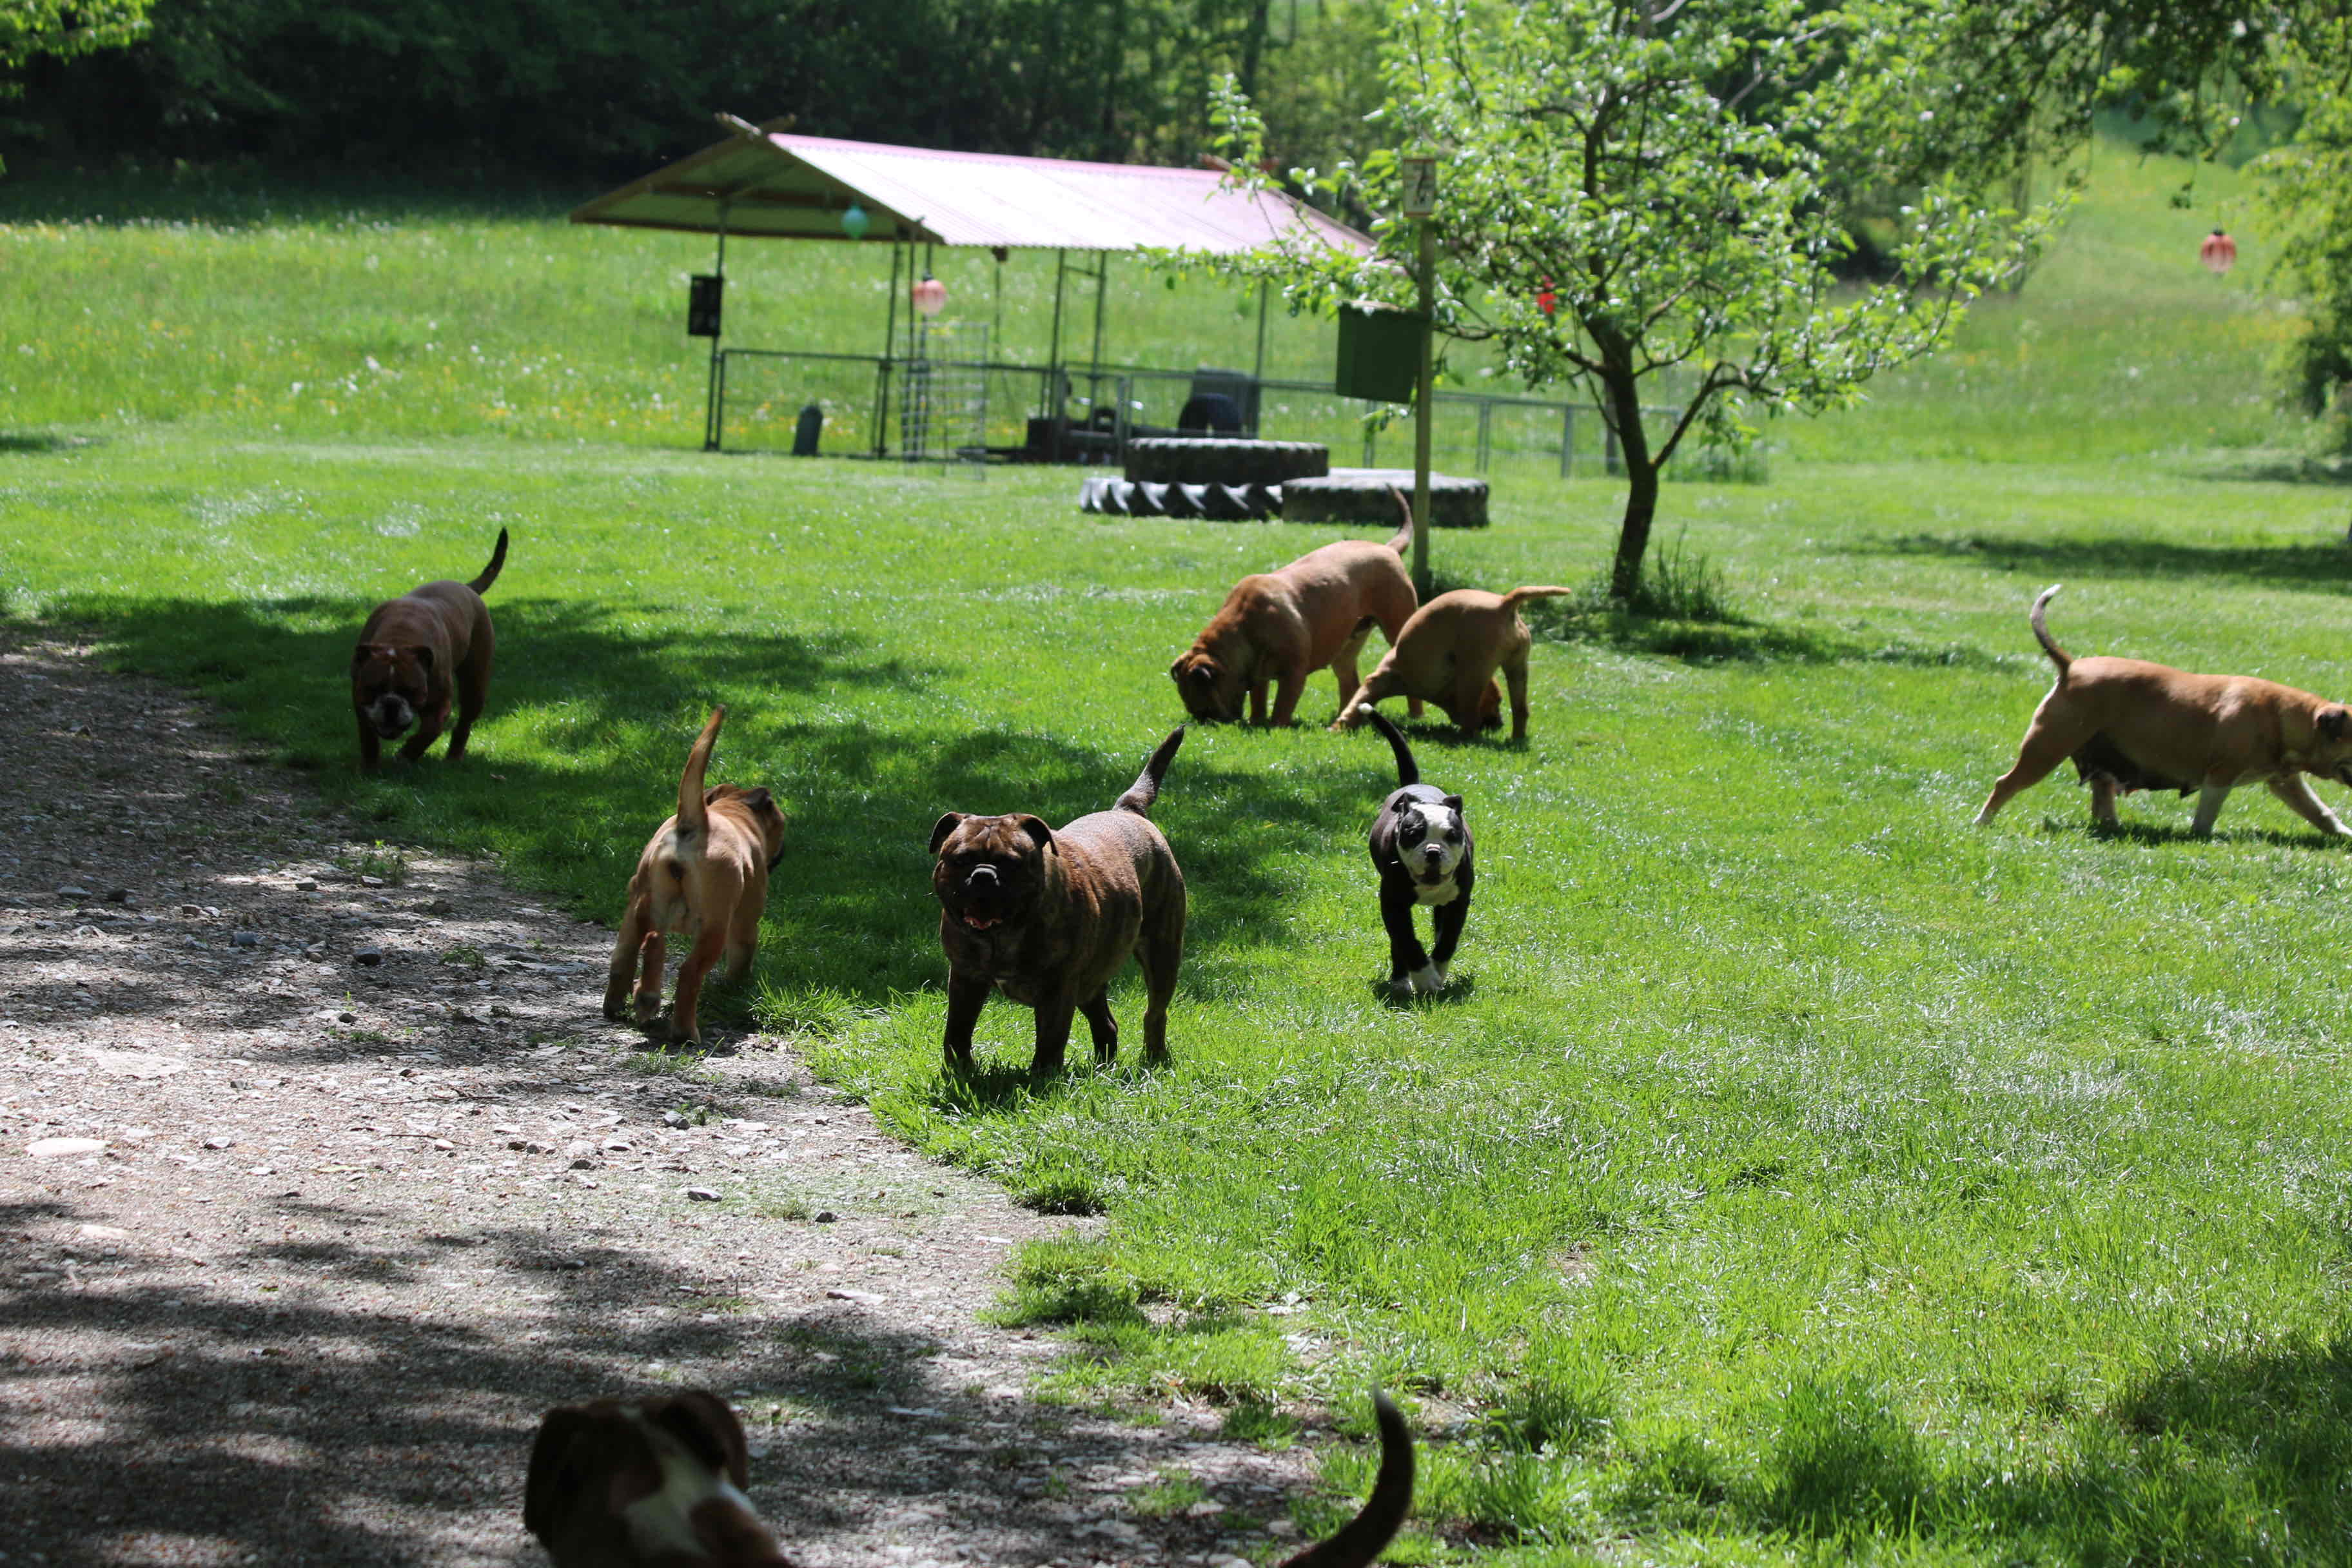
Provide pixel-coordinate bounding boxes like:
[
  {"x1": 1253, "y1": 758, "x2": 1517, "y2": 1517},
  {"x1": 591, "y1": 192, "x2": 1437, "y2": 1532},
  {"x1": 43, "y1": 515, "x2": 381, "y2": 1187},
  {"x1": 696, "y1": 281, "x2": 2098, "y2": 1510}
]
[
  {"x1": 876, "y1": 236, "x2": 903, "y2": 458},
  {"x1": 703, "y1": 210, "x2": 729, "y2": 452},
  {"x1": 1560, "y1": 405, "x2": 1574, "y2": 479},
  {"x1": 1249, "y1": 280, "x2": 1269, "y2": 434},
  {"x1": 1363, "y1": 402, "x2": 1378, "y2": 467},
  {"x1": 1411, "y1": 217, "x2": 1435, "y2": 590},
  {"x1": 1090, "y1": 253, "x2": 1110, "y2": 382},
  {"x1": 1044, "y1": 249, "x2": 1068, "y2": 424},
  {"x1": 1475, "y1": 400, "x2": 1492, "y2": 474}
]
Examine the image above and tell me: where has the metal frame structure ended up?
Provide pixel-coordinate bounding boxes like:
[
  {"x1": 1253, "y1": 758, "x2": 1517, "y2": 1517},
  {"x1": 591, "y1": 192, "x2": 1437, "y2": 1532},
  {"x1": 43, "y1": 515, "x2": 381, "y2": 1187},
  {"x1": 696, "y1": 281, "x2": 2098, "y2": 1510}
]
[{"x1": 572, "y1": 121, "x2": 1364, "y2": 459}]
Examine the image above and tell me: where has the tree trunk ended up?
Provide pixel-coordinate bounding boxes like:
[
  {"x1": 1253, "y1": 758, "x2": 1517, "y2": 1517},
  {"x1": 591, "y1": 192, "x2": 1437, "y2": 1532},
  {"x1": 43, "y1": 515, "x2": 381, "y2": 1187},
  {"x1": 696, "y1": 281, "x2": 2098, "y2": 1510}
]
[{"x1": 1600, "y1": 357, "x2": 1657, "y2": 602}]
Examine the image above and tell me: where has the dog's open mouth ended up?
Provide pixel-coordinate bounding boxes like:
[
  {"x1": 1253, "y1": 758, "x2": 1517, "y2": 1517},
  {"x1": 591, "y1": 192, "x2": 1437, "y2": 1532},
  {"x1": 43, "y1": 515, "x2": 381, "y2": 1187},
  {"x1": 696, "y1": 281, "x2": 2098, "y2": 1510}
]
[
  {"x1": 1416, "y1": 866, "x2": 1448, "y2": 885},
  {"x1": 960, "y1": 912, "x2": 1003, "y2": 931}
]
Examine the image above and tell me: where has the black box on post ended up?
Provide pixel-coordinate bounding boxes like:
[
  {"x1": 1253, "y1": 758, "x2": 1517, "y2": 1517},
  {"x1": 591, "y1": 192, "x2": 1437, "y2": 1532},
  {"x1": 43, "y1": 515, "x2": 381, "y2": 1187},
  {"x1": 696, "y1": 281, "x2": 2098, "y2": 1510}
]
[{"x1": 687, "y1": 275, "x2": 724, "y2": 338}]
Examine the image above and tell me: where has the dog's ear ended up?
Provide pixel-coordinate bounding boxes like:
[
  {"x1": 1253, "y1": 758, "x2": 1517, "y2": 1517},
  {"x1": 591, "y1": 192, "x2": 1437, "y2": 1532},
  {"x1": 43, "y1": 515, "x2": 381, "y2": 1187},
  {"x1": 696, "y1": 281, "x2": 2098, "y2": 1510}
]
[
  {"x1": 1188, "y1": 662, "x2": 1218, "y2": 687},
  {"x1": 523, "y1": 1406, "x2": 605, "y2": 1545},
  {"x1": 2322, "y1": 706, "x2": 2350, "y2": 741},
  {"x1": 409, "y1": 645, "x2": 434, "y2": 673},
  {"x1": 930, "y1": 812, "x2": 968, "y2": 854},
  {"x1": 646, "y1": 1390, "x2": 752, "y2": 1491},
  {"x1": 1442, "y1": 794, "x2": 1465, "y2": 814},
  {"x1": 351, "y1": 642, "x2": 377, "y2": 674},
  {"x1": 1015, "y1": 814, "x2": 1056, "y2": 852}
]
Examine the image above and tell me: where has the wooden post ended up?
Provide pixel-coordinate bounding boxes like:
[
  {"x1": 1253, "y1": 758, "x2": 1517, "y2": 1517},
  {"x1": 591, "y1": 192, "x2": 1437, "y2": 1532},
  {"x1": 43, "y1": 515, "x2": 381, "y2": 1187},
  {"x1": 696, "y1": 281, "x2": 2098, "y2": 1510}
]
[{"x1": 1402, "y1": 153, "x2": 1438, "y2": 593}]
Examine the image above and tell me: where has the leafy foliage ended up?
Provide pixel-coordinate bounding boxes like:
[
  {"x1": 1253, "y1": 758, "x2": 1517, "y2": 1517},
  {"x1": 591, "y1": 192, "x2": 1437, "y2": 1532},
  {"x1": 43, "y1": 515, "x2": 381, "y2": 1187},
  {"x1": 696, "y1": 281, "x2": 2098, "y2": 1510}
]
[
  {"x1": 12, "y1": 0, "x2": 1325, "y2": 177},
  {"x1": 1203, "y1": 0, "x2": 2057, "y2": 598},
  {"x1": 2255, "y1": 18, "x2": 2352, "y2": 449}
]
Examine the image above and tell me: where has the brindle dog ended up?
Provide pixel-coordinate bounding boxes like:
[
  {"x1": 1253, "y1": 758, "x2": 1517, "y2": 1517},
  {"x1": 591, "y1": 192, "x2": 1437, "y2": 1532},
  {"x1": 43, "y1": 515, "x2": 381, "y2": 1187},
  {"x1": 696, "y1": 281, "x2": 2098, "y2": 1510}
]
[{"x1": 930, "y1": 729, "x2": 1186, "y2": 1078}]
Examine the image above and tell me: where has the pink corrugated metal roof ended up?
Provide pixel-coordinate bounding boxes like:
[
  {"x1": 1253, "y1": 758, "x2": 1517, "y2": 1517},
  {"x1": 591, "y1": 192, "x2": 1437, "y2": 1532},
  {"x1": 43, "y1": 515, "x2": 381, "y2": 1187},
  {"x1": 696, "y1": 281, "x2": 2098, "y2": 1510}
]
[{"x1": 571, "y1": 125, "x2": 1370, "y2": 257}]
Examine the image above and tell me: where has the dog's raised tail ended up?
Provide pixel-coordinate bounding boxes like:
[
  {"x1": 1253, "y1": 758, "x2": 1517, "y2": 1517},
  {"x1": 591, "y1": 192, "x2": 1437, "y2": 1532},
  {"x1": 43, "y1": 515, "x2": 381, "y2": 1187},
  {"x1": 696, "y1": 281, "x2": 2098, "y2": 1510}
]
[
  {"x1": 1114, "y1": 726, "x2": 1187, "y2": 817},
  {"x1": 2030, "y1": 583, "x2": 2070, "y2": 676},
  {"x1": 1277, "y1": 1389, "x2": 1415, "y2": 1568},
  {"x1": 1364, "y1": 707, "x2": 1419, "y2": 789},
  {"x1": 1383, "y1": 487, "x2": 1414, "y2": 556},
  {"x1": 677, "y1": 706, "x2": 726, "y2": 838},
  {"x1": 469, "y1": 526, "x2": 510, "y2": 594},
  {"x1": 1499, "y1": 585, "x2": 1578, "y2": 609}
]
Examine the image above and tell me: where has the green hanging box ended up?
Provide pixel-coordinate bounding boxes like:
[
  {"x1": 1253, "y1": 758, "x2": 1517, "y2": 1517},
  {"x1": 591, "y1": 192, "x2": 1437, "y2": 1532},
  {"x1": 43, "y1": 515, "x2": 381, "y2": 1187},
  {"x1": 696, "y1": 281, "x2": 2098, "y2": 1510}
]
[{"x1": 1334, "y1": 302, "x2": 1425, "y2": 404}]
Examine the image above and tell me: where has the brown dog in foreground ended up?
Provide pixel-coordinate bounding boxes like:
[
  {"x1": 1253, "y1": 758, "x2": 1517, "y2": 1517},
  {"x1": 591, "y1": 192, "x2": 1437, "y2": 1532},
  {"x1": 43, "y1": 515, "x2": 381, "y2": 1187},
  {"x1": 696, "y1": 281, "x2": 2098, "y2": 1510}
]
[
  {"x1": 350, "y1": 527, "x2": 507, "y2": 769},
  {"x1": 604, "y1": 707, "x2": 787, "y2": 1044},
  {"x1": 932, "y1": 728, "x2": 1186, "y2": 1078},
  {"x1": 1334, "y1": 583, "x2": 1576, "y2": 740},
  {"x1": 1976, "y1": 583, "x2": 2352, "y2": 837},
  {"x1": 1170, "y1": 497, "x2": 1420, "y2": 726},
  {"x1": 525, "y1": 1387, "x2": 1415, "y2": 1568}
]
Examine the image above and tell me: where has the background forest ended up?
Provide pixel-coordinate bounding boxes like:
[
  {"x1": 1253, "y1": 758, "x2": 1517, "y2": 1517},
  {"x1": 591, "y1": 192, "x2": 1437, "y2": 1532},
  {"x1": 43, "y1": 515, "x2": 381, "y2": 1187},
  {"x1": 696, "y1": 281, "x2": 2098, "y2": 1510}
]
[{"x1": 8, "y1": 0, "x2": 1386, "y2": 179}]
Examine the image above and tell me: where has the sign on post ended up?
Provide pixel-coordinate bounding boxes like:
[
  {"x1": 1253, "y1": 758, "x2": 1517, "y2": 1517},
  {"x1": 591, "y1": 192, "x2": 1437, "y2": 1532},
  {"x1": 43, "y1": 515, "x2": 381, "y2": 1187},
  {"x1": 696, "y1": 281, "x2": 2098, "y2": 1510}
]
[
  {"x1": 1401, "y1": 155, "x2": 1438, "y2": 219},
  {"x1": 688, "y1": 274, "x2": 725, "y2": 338}
]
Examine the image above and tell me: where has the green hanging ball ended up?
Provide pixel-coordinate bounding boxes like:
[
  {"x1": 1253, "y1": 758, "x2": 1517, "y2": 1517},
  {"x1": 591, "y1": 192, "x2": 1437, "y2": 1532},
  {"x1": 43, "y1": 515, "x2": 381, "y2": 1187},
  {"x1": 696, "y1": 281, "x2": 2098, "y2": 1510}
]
[{"x1": 840, "y1": 203, "x2": 870, "y2": 240}]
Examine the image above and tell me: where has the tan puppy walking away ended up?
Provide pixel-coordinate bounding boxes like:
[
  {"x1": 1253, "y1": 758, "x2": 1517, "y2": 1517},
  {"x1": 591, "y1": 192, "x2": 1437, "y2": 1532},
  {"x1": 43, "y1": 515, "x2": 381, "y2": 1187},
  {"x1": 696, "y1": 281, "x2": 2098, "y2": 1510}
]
[
  {"x1": 1975, "y1": 583, "x2": 2352, "y2": 837},
  {"x1": 1170, "y1": 495, "x2": 1420, "y2": 725},
  {"x1": 1334, "y1": 583, "x2": 1576, "y2": 740},
  {"x1": 604, "y1": 707, "x2": 787, "y2": 1044}
]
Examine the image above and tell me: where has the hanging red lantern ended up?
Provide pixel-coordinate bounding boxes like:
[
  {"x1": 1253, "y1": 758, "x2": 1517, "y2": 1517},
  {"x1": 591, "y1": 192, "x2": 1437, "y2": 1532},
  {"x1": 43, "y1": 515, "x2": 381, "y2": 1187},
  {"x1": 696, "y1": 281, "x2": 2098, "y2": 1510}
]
[
  {"x1": 912, "y1": 274, "x2": 947, "y2": 317},
  {"x1": 1535, "y1": 277, "x2": 1557, "y2": 317},
  {"x1": 2199, "y1": 228, "x2": 2237, "y2": 275}
]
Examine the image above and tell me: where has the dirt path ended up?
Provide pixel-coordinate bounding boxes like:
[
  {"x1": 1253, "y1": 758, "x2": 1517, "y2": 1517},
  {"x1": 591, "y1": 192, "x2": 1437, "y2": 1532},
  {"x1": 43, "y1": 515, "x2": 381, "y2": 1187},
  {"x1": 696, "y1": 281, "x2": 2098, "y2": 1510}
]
[{"x1": 1, "y1": 631, "x2": 1326, "y2": 1567}]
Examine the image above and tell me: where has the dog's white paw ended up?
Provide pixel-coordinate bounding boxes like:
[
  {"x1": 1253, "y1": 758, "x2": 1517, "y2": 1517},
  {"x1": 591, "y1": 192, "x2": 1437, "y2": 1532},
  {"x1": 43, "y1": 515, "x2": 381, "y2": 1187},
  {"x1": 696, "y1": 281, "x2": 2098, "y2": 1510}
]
[
  {"x1": 1388, "y1": 975, "x2": 1416, "y2": 1000},
  {"x1": 1431, "y1": 963, "x2": 1450, "y2": 990},
  {"x1": 1408, "y1": 963, "x2": 1442, "y2": 994}
]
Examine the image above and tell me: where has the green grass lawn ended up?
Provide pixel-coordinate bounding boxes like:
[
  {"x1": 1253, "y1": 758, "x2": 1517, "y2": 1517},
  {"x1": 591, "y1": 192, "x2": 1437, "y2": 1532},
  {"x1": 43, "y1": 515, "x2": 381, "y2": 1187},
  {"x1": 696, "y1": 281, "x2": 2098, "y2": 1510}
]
[{"x1": 8, "y1": 139, "x2": 2352, "y2": 1565}]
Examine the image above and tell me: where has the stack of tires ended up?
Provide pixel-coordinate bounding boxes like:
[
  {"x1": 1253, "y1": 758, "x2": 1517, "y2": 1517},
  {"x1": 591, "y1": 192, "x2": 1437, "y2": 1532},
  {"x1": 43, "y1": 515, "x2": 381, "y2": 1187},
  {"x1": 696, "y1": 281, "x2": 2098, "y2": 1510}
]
[{"x1": 1079, "y1": 438, "x2": 1331, "y2": 520}]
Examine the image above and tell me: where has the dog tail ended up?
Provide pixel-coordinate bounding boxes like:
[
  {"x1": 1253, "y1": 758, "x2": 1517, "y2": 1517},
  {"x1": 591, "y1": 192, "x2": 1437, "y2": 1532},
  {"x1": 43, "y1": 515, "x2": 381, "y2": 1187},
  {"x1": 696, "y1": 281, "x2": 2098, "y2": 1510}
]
[
  {"x1": 468, "y1": 527, "x2": 510, "y2": 594},
  {"x1": 1114, "y1": 726, "x2": 1186, "y2": 818},
  {"x1": 1364, "y1": 707, "x2": 1418, "y2": 789},
  {"x1": 1500, "y1": 585, "x2": 1578, "y2": 609},
  {"x1": 2030, "y1": 583, "x2": 2070, "y2": 677},
  {"x1": 1277, "y1": 1390, "x2": 1415, "y2": 1568},
  {"x1": 1383, "y1": 487, "x2": 1414, "y2": 556},
  {"x1": 677, "y1": 706, "x2": 725, "y2": 840}
]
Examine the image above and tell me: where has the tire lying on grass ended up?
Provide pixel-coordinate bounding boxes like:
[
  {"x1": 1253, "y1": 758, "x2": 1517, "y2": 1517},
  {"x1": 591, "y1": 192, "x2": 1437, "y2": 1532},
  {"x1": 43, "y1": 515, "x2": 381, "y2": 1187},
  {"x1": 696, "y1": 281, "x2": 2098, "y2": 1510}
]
[{"x1": 1124, "y1": 438, "x2": 1329, "y2": 486}]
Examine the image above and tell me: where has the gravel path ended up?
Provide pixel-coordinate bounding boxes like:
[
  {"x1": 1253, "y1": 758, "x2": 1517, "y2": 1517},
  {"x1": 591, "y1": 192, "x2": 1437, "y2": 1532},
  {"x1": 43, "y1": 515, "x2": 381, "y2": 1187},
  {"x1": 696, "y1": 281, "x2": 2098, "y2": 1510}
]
[{"x1": 1, "y1": 631, "x2": 1334, "y2": 1568}]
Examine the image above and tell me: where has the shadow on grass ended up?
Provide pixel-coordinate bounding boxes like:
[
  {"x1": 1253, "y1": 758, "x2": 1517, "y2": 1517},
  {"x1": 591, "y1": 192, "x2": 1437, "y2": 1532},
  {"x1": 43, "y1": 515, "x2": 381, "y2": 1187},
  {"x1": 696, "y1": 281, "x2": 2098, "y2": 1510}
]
[
  {"x1": 2194, "y1": 452, "x2": 2352, "y2": 487},
  {"x1": 32, "y1": 592, "x2": 1397, "y2": 1017},
  {"x1": 1595, "y1": 1340, "x2": 2352, "y2": 1556},
  {"x1": 1848, "y1": 530, "x2": 2352, "y2": 594},
  {"x1": 1520, "y1": 598, "x2": 2011, "y2": 670},
  {"x1": 2020, "y1": 812, "x2": 2352, "y2": 852},
  {"x1": 0, "y1": 431, "x2": 98, "y2": 455}
]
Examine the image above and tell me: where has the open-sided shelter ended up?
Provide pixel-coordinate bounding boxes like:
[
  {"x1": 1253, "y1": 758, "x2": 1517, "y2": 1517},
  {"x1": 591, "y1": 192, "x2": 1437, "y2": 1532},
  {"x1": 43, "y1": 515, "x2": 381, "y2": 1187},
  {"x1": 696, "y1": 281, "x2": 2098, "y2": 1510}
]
[{"x1": 571, "y1": 118, "x2": 1372, "y2": 455}]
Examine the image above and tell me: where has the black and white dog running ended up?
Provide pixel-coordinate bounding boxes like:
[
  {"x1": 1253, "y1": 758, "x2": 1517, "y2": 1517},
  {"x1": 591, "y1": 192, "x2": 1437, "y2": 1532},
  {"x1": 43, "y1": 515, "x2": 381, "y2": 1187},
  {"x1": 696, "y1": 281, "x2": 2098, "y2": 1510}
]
[{"x1": 1361, "y1": 709, "x2": 1474, "y2": 999}]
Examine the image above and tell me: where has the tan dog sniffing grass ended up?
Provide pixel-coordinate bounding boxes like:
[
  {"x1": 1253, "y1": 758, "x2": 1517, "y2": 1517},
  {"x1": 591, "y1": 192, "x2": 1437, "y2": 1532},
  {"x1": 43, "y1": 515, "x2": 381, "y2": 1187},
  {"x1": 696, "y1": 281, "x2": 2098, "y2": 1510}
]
[
  {"x1": 525, "y1": 1387, "x2": 1417, "y2": 1568},
  {"x1": 1334, "y1": 583, "x2": 1578, "y2": 740},
  {"x1": 603, "y1": 707, "x2": 786, "y2": 1044},
  {"x1": 1170, "y1": 491, "x2": 1421, "y2": 727},
  {"x1": 1976, "y1": 583, "x2": 2352, "y2": 838}
]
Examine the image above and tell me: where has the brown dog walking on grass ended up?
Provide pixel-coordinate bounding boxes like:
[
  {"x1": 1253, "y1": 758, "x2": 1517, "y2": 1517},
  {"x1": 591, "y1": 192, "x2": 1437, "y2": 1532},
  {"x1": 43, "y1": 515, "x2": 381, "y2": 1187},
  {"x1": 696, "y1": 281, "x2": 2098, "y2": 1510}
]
[
  {"x1": 349, "y1": 526, "x2": 506, "y2": 769},
  {"x1": 931, "y1": 728, "x2": 1187, "y2": 1079},
  {"x1": 1976, "y1": 583, "x2": 2352, "y2": 837},
  {"x1": 604, "y1": 707, "x2": 787, "y2": 1045},
  {"x1": 1170, "y1": 495, "x2": 1420, "y2": 727},
  {"x1": 1334, "y1": 583, "x2": 1576, "y2": 740}
]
